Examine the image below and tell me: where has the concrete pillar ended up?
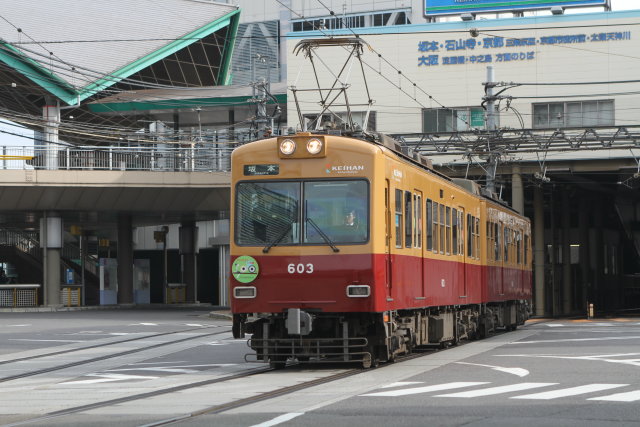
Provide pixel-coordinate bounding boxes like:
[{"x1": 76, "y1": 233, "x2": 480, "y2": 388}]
[
  {"x1": 511, "y1": 165, "x2": 524, "y2": 215},
  {"x1": 533, "y1": 187, "x2": 546, "y2": 317},
  {"x1": 578, "y1": 196, "x2": 589, "y2": 312},
  {"x1": 562, "y1": 188, "x2": 572, "y2": 315},
  {"x1": 42, "y1": 104, "x2": 60, "y2": 170},
  {"x1": 40, "y1": 215, "x2": 63, "y2": 306},
  {"x1": 550, "y1": 191, "x2": 559, "y2": 316},
  {"x1": 117, "y1": 214, "x2": 134, "y2": 304},
  {"x1": 592, "y1": 205, "x2": 604, "y2": 311},
  {"x1": 179, "y1": 221, "x2": 198, "y2": 303}
]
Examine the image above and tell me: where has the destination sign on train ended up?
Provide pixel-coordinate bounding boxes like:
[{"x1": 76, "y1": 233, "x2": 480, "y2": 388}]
[{"x1": 244, "y1": 164, "x2": 279, "y2": 176}]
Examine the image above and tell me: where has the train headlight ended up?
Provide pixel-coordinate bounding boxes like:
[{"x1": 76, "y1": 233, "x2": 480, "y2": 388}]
[
  {"x1": 306, "y1": 138, "x2": 323, "y2": 155},
  {"x1": 347, "y1": 284, "x2": 370, "y2": 298},
  {"x1": 234, "y1": 286, "x2": 256, "y2": 298},
  {"x1": 279, "y1": 139, "x2": 296, "y2": 155}
]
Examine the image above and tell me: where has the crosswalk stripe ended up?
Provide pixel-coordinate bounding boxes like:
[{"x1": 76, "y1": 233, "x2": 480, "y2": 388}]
[
  {"x1": 380, "y1": 381, "x2": 424, "y2": 389},
  {"x1": 436, "y1": 383, "x2": 556, "y2": 398},
  {"x1": 360, "y1": 382, "x2": 488, "y2": 397},
  {"x1": 588, "y1": 390, "x2": 640, "y2": 402},
  {"x1": 512, "y1": 384, "x2": 628, "y2": 400}
]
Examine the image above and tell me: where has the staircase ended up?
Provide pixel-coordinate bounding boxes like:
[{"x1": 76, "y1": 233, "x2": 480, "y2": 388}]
[{"x1": 0, "y1": 227, "x2": 100, "y2": 305}]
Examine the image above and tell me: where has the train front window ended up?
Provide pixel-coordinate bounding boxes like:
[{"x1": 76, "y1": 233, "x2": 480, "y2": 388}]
[
  {"x1": 235, "y1": 179, "x2": 369, "y2": 246},
  {"x1": 304, "y1": 180, "x2": 368, "y2": 244},
  {"x1": 235, "y1": 182, "x2": 300, "y2": 246}
]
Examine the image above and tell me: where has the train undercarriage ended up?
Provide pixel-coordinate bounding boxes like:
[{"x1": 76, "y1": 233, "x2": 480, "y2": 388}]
[{"x1": 233, "y1": 300, "x2": 531, "y2": 369}]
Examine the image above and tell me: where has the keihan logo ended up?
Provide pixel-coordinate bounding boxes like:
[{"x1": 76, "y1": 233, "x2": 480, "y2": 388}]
[{"x1": 325, "y1": 164, "x2": 365, "y2": 174}]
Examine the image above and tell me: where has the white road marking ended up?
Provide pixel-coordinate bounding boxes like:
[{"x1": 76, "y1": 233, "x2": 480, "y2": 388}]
[
  {"x1": 132, "y1": 323, "x2": 158, "y2": 326},
  {"x1": 61, "y1": 373, "x2": 158, "y2": 385},
  {"x1": 496, "y1": 352, "x2": 640, "y2": 367},
  {"x1": 588, "y1": 390, "x2": 640, "y2": 402},
  {"x1": 204, "y1": 339, "x2": 244, "y2": 346},
  {"x1": 6, "y1": 324, "x2": 31, "y2": 327},
  {"x1": 361, "y1": 382, "x2": 488, "y2": 397},
  {"x1": 456, "y1": 362, "x2": 529, "y2": 377},
  {"x1": 512, "y1": 384, "x2": 628, "y2": 400},
  {"x1": 185, "y1": 323, "x2": 204, "y2": 327},
  {"x1": 8, "y1": 339, "x2": 86, "y2": 343},
  {"x1": 106, "y1": 364, "x2": 236, "y2": 374},
  {"x1": 545, "y1": 324, "x2": 565, "y2": 327},
  {"x1": 508, "y1": 336, "x2": 640, "y2": 344},
  {"x1": 250, "y1": 412, "x2": 304, "y2": 427},
  {"x1": 130, "y1": 361, "x2": 188, "y2": 365},
  {"x1": 380, "y1": 381, "x2": 424, "y2": 389},
  {"x1": 436, "y1": 383, "x2": 556, "y2": 398}
]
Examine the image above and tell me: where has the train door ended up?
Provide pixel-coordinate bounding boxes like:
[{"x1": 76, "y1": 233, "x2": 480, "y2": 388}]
[
  {"x1": 385, "y1": 180, "x2": 392, "y2": 297},
  {"x1": 458, "y1": 207, "x2": 467, "y2": 297}
]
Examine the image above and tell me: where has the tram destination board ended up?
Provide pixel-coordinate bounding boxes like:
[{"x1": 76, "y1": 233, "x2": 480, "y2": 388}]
[{"x1": 244, "y1": 164, "x2": 279, "y2": 176}]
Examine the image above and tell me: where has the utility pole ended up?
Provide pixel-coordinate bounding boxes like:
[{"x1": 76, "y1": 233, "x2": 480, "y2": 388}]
[
  {"x1": 483, "y1": 65, "x2": 499, "y2": 196},
  {"x1": 251, "y1": 54, "x2": 278, "y2": 137}
]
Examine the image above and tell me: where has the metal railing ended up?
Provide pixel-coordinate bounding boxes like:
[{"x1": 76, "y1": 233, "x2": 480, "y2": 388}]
[{"x1": 0, "y1": 144, "x2": 235, "y2": 172}]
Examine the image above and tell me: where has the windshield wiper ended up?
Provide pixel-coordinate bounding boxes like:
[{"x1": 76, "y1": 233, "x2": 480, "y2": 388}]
[
  {"x1": 306, "y1": 217, "x2": 340, "y2": 253},
  {"x1": 262, "y1": 223, "x2": 294, "y2": 253}
]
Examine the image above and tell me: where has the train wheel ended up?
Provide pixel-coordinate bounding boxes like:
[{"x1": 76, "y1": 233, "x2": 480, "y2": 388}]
[{"x1": 361, "y1": 351, "x2": 380, "y2": 369}]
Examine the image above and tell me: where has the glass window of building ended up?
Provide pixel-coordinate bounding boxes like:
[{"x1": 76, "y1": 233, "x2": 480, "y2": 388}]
[
  {"x1": 533, "y1": 100, "x2": 614, "y2": 128},
  {"x1": 423, "y1": 107, "x2": 488, "y2": 133}
]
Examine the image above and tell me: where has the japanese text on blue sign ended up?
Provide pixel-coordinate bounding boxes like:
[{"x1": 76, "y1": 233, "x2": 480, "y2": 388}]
[{"x1": 418, "y1": 32, "x2": 632, "y2": 67}]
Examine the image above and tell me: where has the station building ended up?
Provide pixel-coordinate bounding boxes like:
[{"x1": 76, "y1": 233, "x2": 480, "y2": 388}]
[
  {"x1": 286, "y1": 8, "x2": 640, "y2": 316},
  {"x1": 0, "y1": 0, "x2": 638, "y2": 317}
]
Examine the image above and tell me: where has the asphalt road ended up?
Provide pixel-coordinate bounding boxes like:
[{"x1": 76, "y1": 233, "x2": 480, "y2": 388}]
[{"x1": 0, "y1": 311, "x2": 638, "y2": 427}]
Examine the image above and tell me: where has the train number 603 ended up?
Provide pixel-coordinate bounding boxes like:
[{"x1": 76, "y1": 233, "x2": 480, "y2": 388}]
[{"x1": 287, "y1": 263, "x2": 314, "y2": 274}]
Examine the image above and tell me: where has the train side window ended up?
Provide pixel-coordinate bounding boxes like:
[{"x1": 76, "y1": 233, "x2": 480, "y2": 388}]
[
  {"x1": 426, "y1": 199, "x2": 433, "y2": 250},
  {"x1": 503, "y1": 226, "x2": 509, "y2": 263},
  {"x1": 414, "y1": 194, "x2": 422, "y2": 249},
  {"x1": 433, "y1": 202, "x2": 439, "y2": 253},
  {"x1": 452, "y1": 208, "x2": 458, "y2": 255},
  {"x1": 486, "y1": 222, "x2": 493, "y2": 261},
  {"x1": 474, "y1": 217, "x2": 480, "y2": 260},
  {"x1": 405, "y1": 191, "x2": 412, "y2": 248},
  {"x1": 516, "y1": 230, "x2": 522, "y2": 264},
  {"x1": 495, "y1": 223, "x2": 501, "y2": 261},
  {"x1": 395, "y1": 189, "x2": 403, "y2": 248},
  {"x1": 524, "y1": 234, "x2": 530, "y2": 264},
  {"x1": 467, "y1": 213, "x2": 472, "y2": 258},
  {"x1": 445, "y1": 206, "x2": 451, "y2": 255},
  {"x1": 458, "y1": 210, "x2": 464, "y2": 256},
  {"x1": 439, "y1": 204, "x2": 445, "y2": 254}
]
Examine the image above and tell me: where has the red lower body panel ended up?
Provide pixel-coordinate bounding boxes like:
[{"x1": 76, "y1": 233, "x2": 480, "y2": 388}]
[{"x1": 230, "y1": 254, "x2": 531, "y2": 314}]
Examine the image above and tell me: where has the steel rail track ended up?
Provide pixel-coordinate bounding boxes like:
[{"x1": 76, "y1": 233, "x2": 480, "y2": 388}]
[
  {"x1": 0, "y1": 325, "x2": 226, "y2": 366},
  {"x1": 0, "y1": 327, "x2": 232, "y2": 383},
  {"x1": 2, "y1": 366, "x2": 274, "y2": 427},
  {"x1": 1, "y1": 336, "x2": 481, "y2": 427}
]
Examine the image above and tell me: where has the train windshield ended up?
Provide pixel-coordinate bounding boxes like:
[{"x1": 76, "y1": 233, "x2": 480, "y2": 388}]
[{"x1": 235, "y1": 180, "x2": 368, "y2": 246}]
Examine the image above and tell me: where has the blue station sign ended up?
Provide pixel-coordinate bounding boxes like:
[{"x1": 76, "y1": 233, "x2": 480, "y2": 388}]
[{"x1": 425, "y1": 0, "x2": 608, "y2": 16}]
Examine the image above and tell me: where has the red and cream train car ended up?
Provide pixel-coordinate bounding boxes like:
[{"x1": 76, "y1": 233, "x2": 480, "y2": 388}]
[{"x1": 230, "y1": 132, "x2": 531, "y2": 368}]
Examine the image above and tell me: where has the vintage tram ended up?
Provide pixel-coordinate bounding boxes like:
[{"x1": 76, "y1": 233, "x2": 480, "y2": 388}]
[{"x1": 230, "y1": 131, "x2": 532, "y2": 368}]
